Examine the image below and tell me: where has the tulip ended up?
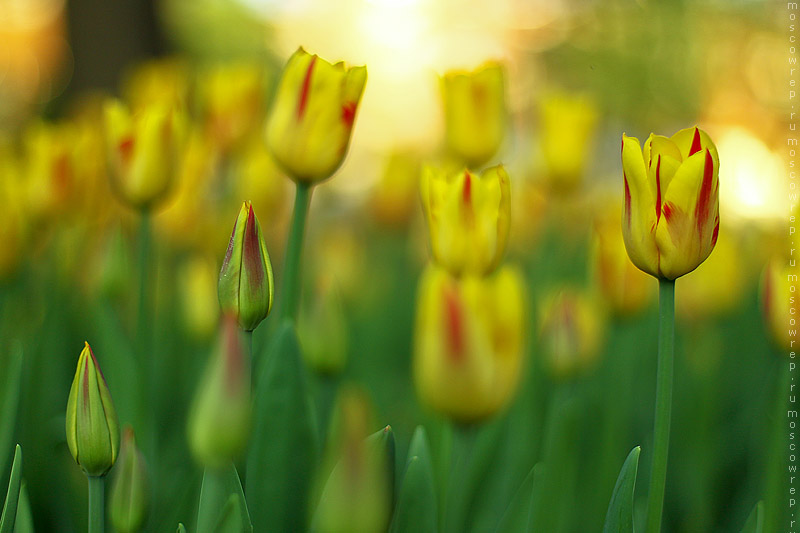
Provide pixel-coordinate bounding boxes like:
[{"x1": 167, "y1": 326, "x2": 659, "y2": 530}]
[
  {"x1": 413, "y1": 264, "x2": 525, "y2": 422},
  {"x1": 187, "y1": 315, "x2": 252, "y2": 467},
  {"x1": 104, "y1": 98, "x2": 186, "y2": 210},
  {"x1": 420, "y1": 165, "x2": 511, "y2": 277},
  {"x1": 66, "y1": 342, "x2": 120, "y2": 477},
  {"x1": 538, "y1": 289, "x2": 605, "y2": 380},
  {"x1": 761, "y1": 257, "x2": 798, "y2": 352},
  {"x1": 592, "y1": 207, "x2": 653, "y2": 318},
  {"x1": 109, "y1": 427, "x2": 150, "y2": 533},
  {"x1": 218, "y1": 201, "x2": 274, "y2": 331},
  {"x1": 621, "y1": 126, "x2": 720, "y2": 280},
  {"x1": 441, "y1": 62, "x2": 506, "y2": 168},
  {"x1": 266, "y1": 47, "x2": 367, "y2": 183}
]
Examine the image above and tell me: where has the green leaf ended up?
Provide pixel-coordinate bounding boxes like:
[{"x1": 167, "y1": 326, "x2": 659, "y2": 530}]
[
  {"x1": 246, "y1": 321, "x2": 318, "y2": 532},
  {"x1": 196, "y1": 462, "x2": 252, "y2": 533},
  {"x1": 495, "y1": 463, "x2": 540, "y2": 533},
  {"x1": 12, "y1": 483, "x2": 32, "y2": 533},
  {"x1": 0, "y1": 445, "x2": 22, "y2": 533},
  {"x1": 0, "y1": 347, "x2": 22, "y2": 480},
  {"x1": 390, "y1": 426, "x2": 437, "y2": 533},
  {"x1": 602, "y1": 446, "x2": 641, "y2": 533},
  {"x1": 741, "y1": 501, "x2": 764, "y2": 533},
  {"x1": 177, "y1": 524, "x2": 188, "y2": 533}
]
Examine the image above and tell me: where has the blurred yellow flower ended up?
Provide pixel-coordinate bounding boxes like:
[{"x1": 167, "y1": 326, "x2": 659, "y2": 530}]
[
  {"x1": 413, "y1": 264, "x2": 526, "y2": 422},
  {"x1": 267, "y1": 47, "x2": 367, "y2": 183},
  {"x1": 22, "y1": 121, "x2": 77, "y2": 223},
  {"x1": 592, "y1": 206, "x2": 654, "y2": 318},
  {"x1": 538, "y1": 288, "x2": 605, "y2": 381},
  {"x1": 621, "y1": 127, "x2": 720, "y2": 280},
  {"x1": 178, "y1": 254, "x2": 220, "y2": 341},
  {"x1": 122, "y1": 58, "x2": 189, "y2": 111},
  {"x1": 370, "y1": 151, "x2": 421, "y2": 228},
  {"x1": 538, "y1": 91, "x2": 598, "y2": 193},
  {"x1": 421, "y1": 165, "x2": 510, "y2": 277},
  {"x1": 761, "y1": 256, "x2": 798, "y2": 353},
  {"x1": 441, "y1": 62, "x2": 506, "y2": 168},
  {"x1": 104, "y1": 99, "x2": 187, "y2": 210}
]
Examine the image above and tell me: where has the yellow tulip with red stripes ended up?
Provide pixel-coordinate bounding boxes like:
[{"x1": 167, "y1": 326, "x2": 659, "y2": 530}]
[
  {"x1": 267, "y1": 48, "x2": 367, "y2": 183},
  {"x1": 621, "y1": 126, "x2": 720, "y2": 280}
]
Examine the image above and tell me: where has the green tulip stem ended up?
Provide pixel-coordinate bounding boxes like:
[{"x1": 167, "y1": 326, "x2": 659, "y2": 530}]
[
  {"x1": 244, "y1": 330, "x2": 254, "y2": 364},
  {"x1": 136, "y1": 209, "x2": 156, "y2": 461},
  {"x1": 280, "y1": 181, "x2": 312, "y2": 323},
  {"x1": 645, "y1": 278, "x2": 675, "y2": 533},
  {"x1": 137, "y1": 209, "x2": 152, "y2": 360},
  {"x1": 87, "y1": 475, "x2": 105, "y2": 533},
  {"x1": 764, "y1": 356, "x2": 791, "y2": 532}
]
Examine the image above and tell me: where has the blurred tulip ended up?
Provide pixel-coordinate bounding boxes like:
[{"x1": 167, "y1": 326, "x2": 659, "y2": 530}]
[
  {"x1": 421, "y1": 165, "x2": 510, "y2": 277},
  {"x1": 299, "y1": 279, "x2": 348, "y2": 376},
  {"x1": 538, "y1": 289, "x2": 605, "y2": 380},
  {"x1": 761, "y1": 256, "x2": 798, "y2": 352},
  {"x1": 22, "y1": 121, "x2": 76, "y2": 223},
  {"x1": 233, "y1": 139, "x2": 288, "y2": 224},
  {"x1": 267, "y1": 47, "x2": 367, "y2": 183},
  {"x1": 676, "y1": 228, "x2": 746, "y2": 321},
  {"x1": 592, "y1": 206, "x2": 654, "y2": 317},
  {"x1": 218, "y1": 201, "x2": 274, "y2": 331},
  {"x1": 66, "y1": 342, "x2": 120, "y2": 477},
  {"x1": 0, "y1": 144, "x2": 25, "y2": 280},
  {"x1": 104, "y1": 98, "x2": 187, "y2": 210},
  {"x1": 179, "y1": 254, "x2": 220, "y2": 341},
  {"x1": 538, "y1": 91, "x2": 598, "y2": 193},
  {"x1": 187, "y1": 315, "x2": 251, "y2": 467},
  {"x1": 441, "y1": 62, "x2": 506, "y2": 168},
  {"x1": 413, "y1": 264, "x2": 526, "y2": 422},
  {"x1": 621, "y1": 127, "x2": 720, "y2": 280},
  {"x1": 312, "y1": 388, "x2": 392, "y2": 533},
  {"x1": 122, "y1": 58, "x2": 189, "y2": 111},
  {"x1": 199, "y1": 62, "x2": 265, "y2": 154},
  {"x1": 109, "y1": 426, "x2": 150, "y2": 533},
  {"x1": 370, "y1": 151, "x2": 421, "y2": 228}
]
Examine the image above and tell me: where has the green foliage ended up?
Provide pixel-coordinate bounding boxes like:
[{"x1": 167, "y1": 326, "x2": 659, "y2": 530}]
[
  {"x1": 0, "y1": 446, "x2": 22, "y2": 533},
  {"x1": 603, "y1": 447, "x2": 641, "y2": 533}
]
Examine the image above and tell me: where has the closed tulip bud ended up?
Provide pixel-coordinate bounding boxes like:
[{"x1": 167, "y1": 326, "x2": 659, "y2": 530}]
[
  {"x1": 109, "y1": 427, "x2": 149, "y2": 533},
  {"x1": 592, "y1": 207, "x2": 653, "y2": 318},
  {"x1": 421, "y1": 165, "x2": 511, "y2": 277},
  {"x1": 104, "y1": 98, "x2": 187, "y2": 210},
  {"x1": 267, "y1": 47, "x2": 367, "y2": 183},
  {"x1": 218, "y1": 201, "x2": 274, "y2": 331},
  {"x1": 442, "y1": 63, "x2": 506, "y2": 168},
  {"x1": 188, "y1": 315, "x2": 251, "y2": 467},
  {"x1": 413, "y1": 264, "x2": 526, "y2": 423},
  {"x1": 761, "y1": 257, "x2": 798, "y2": 352},
  {"x1": 538, "y1": 289, "x2": 605, "y2": 381},
  {"x1": 621, "y1": 127, "x2": 720, "y2": 280},
  {"x1": 66, "y1": 342, "x2": 120, "y2": 477}
]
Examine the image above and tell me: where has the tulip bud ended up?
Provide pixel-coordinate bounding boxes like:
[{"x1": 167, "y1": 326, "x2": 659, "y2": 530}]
[
  {"x1": 66, "y1": 342, "x2": 120, "y2": 477},
  {"x1": 413, "y1": 264, "x2": 526, "y2": 422},
  {"x1": 267, "y1": 47, "x2": 367, "y2": 184},
  {"x1": 420, "y1": 165, "x2": 511, "y2": 277},
  {"x1": 538, "y1": 91, "x2": 598, "y2": 193},
  {"x1": 621, "y1": 126, "x2": 720, "y2": 280},
  {"x1": 187, "y1": 315, "x2": 251, "y2": 467},
  {"x1": 441, "y1": 62, "x2": 506, "y2": 168},
  {"x1": 538, "y1": 289, "x2": 605, "y2": 380},
  {"x1": 218, "y1": 201, "x2": 274, "y2": 331},
  {"x1": 103, "y1": 98, "x2": 187, "y2": 210},
  {"x1": 109, "y1": 427, "x2": 149, "y2": 533},
  {"x1": 761, "y1": 257, "x2": 798, "y2": 352},
  {"x1": 591, "y1": 207, "x2": 653, "y2": 318}
]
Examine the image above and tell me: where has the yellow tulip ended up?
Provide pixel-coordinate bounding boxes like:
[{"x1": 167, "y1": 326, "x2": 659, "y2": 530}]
[
  {"x1": 420, "y1": 165, "x2": 511, "y2": 277},
  {"x1": 538, "y1": 91, "x2": 598, "y2": 193},
  {"x1": 370, "y1": 152, "x2": 421, "y2": 228},
  {"x1": 538, "y1": 289, "x2": 605, "y2": 381},
  {"x1": 591, "y1": 206, "x2": 654, "y2": 318},
  {"x1": 104, "y1": 99, "x2": 187, "y2": 210},
  {"x1": 761, "y1": 257, "x2": 798, "y2": 353},
  {"x1": 178, "y1": 254, "x2": 220, "y2": 341},
  {"x1": 621, "y1": 126, "x2": 720, "y2": 280},
  {"x1": 266, "y1": 47, "x2": 367, "y2": 183},
  {"x1": 441, "y1": 63, "x2": 506, "y2": 168},
  {"x1": 413, "y1": 264, "x2": 526, "y2": 423}
]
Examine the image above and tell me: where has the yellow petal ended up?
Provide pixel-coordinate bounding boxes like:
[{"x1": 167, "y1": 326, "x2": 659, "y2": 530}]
[{"x1": 620, "y1": 134, "x2": 658, "y2": 277}]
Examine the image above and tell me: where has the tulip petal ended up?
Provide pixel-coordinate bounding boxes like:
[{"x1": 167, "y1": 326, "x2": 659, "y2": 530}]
[
  {"x1": 670, "y1": 126, "x2": 719, "y2": 164},
  {"x1": 620, "y1": 135, "x2": 658, "y2": 277}
]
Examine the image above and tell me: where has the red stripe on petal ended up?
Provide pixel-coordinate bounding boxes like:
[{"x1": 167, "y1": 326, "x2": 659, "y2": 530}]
[
  {"x1": 119, "y1": 137, "x2": 134, "y2": 163},
  {"x1": 462, "y1": 171, "x2": 472, "y2": 205},
  {"x1": 655, "y1": 155, "x2": 662, "y2": 223},
  {"x1": 694, "y1": 150, "x2": 714, "y2": 235},
  {"x1": 342, "y1": 101, "x2": 356, "y2": 129},
  {"x1": 689, "y1": 127, "x2": 702, "y2": 156},
  {"x1": 297, "y1": 56, "x2": 317, "y2": 120},
  {"x1": 662, "y1": 201, "x2": 674, "y2": 222},
  {"x1": 711, "y1": 217, "x2": 720, "y2": 248},
  {"x1": 623, "y1": 173, "x2": 631, "y2": 229},
  {"x1": 243, "y1": 205, "x2": 264, "y2": 286},
  {"x1": 443, "y1": 286, "x2": 465, "y2": 364}
]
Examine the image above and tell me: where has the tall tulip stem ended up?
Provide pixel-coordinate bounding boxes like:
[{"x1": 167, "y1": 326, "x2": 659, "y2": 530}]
[
  {"x1": 88, "y1": 475, "x2": 105, "y2": 533},
  {"x1": 645, "y1": 278, "x2": 675, "y2": 533},
  {"x1": 280, "y1": 182, "x2": 312, "y2": 323}
]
